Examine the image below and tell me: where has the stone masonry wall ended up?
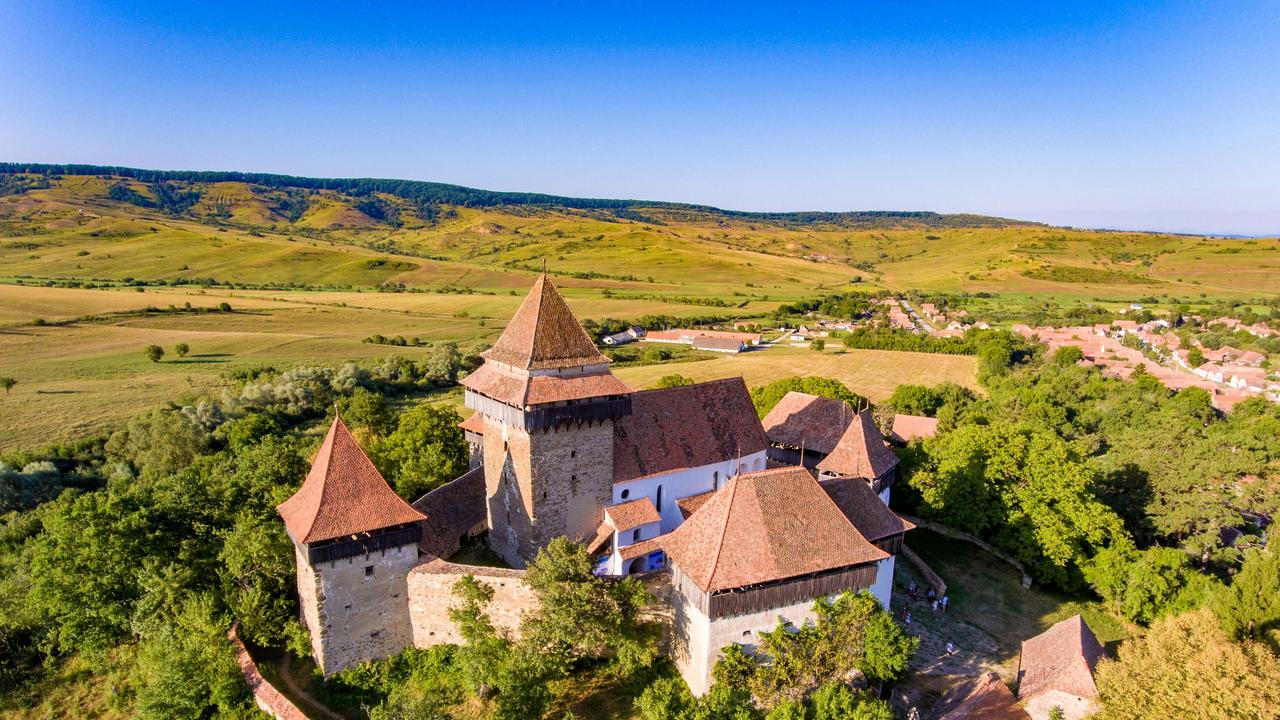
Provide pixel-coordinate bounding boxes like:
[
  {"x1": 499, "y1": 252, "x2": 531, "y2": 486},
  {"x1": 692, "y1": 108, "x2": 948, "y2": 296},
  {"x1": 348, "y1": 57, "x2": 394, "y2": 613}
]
[
  {"x1": 483, "y1": 415, "x2": 615, "y2": 567},
  {"x1": 301, "y1": 541, "x2": 420, "y2": 675},
  {"x1": 408, "y1": 558, "x2": 537, "y2": 646}
]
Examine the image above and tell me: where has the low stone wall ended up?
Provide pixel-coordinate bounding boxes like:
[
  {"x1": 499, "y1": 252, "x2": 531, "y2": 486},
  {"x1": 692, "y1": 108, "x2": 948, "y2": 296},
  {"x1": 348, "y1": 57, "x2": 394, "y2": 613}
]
[
  {"x1": 408, "y1": 558, "x2": 537, "y2": 646},
  {"x1": 900, "y1": 544, "x2": 947, "y2": 597},
  {"x1": 228, "y1": 624, "x2": 309, "y2": 720},
  {"x1": 902, "y1": 514, "x2": 1033, "y2": 588}
]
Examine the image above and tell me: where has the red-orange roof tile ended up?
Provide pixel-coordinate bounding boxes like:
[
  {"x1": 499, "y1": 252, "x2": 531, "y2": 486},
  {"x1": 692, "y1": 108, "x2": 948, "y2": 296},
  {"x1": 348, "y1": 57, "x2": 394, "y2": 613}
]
[
  {"x1": 817, "y1": 410, "x2": 900, "y2": 479},
  {"x1": 613, "y1": 378, "x2": 769, "y2": 484},
  {"x1": 458, "y1": 413, "x2": 485, "y2": 434},
  {"x1": 605, "y1": 497, "x2": 662, "y2": 530},
  {"x1": 278, "y1": 417, "x2": 427, "y2": 544},
  {"x1": 890, "y1": 413, "x2": 939, "y2": 443},
  {"x1": 1017, "y1": 615, "x2": 1105, "y2": 703},
  {"x1": 761, "y1": 392, "x2": 855, "y2": 455},
  {"x1": 462, "y1": 362, "x2": 631, "y2": 407},
  {"x1": 660, "y1": 466, "x2": 887, "y2": 593},
  {"x1": 929, "y1": 672, "x2": 1031, "y2": 720},
  {"x1": 481, "y1": 274, "x2": 609, "y2": 370},
  {"x1": 676, "y1": 491, "x2": 714, "y2": 519},
  {"x1": 619, "y1": 538, "x2": 662, "y2": 560},
  {"x1": 819, "y1": 476, "x2": 915, "y2": 542}
]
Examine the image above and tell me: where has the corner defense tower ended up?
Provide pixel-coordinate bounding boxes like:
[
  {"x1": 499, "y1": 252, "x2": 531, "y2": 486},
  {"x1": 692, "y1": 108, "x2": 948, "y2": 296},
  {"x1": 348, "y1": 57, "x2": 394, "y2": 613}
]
[{"x1": 462, "y1": 274, "x2": 632, "y2": 567}]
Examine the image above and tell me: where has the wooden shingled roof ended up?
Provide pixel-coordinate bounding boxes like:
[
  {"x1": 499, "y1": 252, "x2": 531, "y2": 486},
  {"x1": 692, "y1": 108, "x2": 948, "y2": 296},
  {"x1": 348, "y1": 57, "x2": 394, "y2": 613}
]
[
  {"x1": 481, "y1": 274, "x2": 610, "y2": 370},
  {"x1": 660, "y1": 466, "x2": 887, "y2": 593},
  {"x1": 277, "y1": 417, "x2": 427, "y2": 544},
  {"x1": 816, "y1": 410, "x2": 900, "y2": 479}
]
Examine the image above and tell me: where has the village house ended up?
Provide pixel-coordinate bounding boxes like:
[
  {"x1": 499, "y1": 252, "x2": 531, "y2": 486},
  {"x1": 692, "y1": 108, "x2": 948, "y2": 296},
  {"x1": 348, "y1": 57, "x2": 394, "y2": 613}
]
[
  {"x1": 602, "y1": 326, "x2": 645, "y2": 345},
  {"x1": 278, "y1": 275, "x2": 913, "y2": 694},
  {"x1": 1016, "y1": 615, "x2": 1105, "y2": 720}
]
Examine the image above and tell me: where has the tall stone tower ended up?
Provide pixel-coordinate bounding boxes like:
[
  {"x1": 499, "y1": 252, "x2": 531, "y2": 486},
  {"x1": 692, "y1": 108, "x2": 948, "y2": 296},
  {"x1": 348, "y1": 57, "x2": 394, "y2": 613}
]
[
  {"x1": 462, "y1": 274, "x2": 633, "y2": 567},
  {"x1": 277, "y1": 417, "x2": 428, "y2": 674}
]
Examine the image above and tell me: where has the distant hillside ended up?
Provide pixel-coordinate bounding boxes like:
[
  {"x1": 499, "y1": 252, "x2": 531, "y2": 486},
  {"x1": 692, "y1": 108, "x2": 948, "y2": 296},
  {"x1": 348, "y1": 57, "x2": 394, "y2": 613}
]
[
  {"x1": 1, "y1": 163, "x2": 1277, "y2": 301},
  {"x1": 0, "y1": 162, "x2": 1033, "y2": 230}
]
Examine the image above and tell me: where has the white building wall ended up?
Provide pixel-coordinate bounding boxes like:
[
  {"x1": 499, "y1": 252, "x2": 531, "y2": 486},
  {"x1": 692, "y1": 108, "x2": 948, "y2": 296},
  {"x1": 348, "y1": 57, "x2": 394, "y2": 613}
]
[
  {"x1": 878, "y1": 485, "x2": 891, "y2": 506},
  {"x1": 613, "y1": 450, "x2": 768, "y2": 533},
  {"x1": 606, "y1": 519, "x2": 663, "y2": 575},
  {"x1": 869, "y1": 555, "x2": 894, "y2": 609}
]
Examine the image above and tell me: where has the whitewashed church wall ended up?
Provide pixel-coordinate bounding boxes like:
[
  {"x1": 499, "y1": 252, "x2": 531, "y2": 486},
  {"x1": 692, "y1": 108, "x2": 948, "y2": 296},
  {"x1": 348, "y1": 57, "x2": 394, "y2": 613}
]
[{"x1": 613, "y1": 450, "x2": 768, "y2": 533}]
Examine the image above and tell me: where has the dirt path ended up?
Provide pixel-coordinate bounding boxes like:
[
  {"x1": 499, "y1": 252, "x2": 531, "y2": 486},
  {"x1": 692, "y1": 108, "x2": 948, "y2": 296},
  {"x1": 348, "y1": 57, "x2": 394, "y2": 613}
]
[{"x1": 276, "y1": 653, "x2": 348, "y2": 720}]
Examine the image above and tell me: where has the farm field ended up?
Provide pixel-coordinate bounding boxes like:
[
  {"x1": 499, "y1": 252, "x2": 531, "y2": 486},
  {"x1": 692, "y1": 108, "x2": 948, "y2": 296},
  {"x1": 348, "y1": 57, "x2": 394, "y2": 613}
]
[{"x1": 614, "y1": 344, "x2": 979, "y2": 400}]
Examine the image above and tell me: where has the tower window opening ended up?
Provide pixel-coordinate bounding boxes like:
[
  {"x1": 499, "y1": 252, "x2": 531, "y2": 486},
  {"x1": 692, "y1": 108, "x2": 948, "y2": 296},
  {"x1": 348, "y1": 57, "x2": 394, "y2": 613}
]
[
  {"x1": 633, "y1": 528, "x2": 641, "y2": 542},
  {"x1": 364, "y1": 565, "x2": 374, "y2": 577}
]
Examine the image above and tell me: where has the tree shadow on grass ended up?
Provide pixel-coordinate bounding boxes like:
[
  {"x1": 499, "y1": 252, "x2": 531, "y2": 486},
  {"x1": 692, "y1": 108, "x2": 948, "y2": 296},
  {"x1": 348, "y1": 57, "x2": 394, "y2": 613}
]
[{"x1": 167, "y1": 358, "x2": 229, "y2": 364}]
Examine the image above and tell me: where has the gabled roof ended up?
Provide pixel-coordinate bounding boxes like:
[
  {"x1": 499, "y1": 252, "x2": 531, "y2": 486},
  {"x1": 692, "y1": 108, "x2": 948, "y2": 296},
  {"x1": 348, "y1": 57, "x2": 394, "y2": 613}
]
[
  {"x1": 676, "y1": 490, "x2": 714, "y2": 519},
  {"x1": 929, "y1": 672, "x2": 1030, "y2": 720},
  {"x1": 605, "y1": 497, "x2": 662, "y2": 530},
  {"x1": 816, "y1": 410, "x2": 900, "y2": 480},
  {"x1": 461, "y1": 362, "x2": 631, "y2": 407},
  {"x1": 458, "y1": 413, "x2": 485, "y2": 435},
  {"x1": 278, "y1": 417, "x2": 427, "y2": 544},
  {"x1": 613, "y1": 378, "x2": 769, "y2": 484},
  {"x1": 819, "y1": 476, "x2": 915, "y2": 542},
  {"x1": 760, "y1": 392, "x2": 854, "y2": 455},
  {"x1": 1017, "y1": 614, "x2": 1105, "y2": 703},
  {"x1": 660, "y1": 466, "x2": 887, "y2": 593},
  {"x1": 890, "y1": 413, "x2": 939, "y2": 444},
  {"x1": 481, "y1": 274, "x2": 609, "y2": 370}
]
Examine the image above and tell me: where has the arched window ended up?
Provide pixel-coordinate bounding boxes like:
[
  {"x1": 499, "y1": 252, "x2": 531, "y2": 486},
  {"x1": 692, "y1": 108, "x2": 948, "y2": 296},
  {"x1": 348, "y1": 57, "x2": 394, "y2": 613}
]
[
  {"x1": 656, "y1": 485, "x2": 664, "y2": 512},
  {"x1": 713, "y1": 471, "x2": 720, "y2": 490}
]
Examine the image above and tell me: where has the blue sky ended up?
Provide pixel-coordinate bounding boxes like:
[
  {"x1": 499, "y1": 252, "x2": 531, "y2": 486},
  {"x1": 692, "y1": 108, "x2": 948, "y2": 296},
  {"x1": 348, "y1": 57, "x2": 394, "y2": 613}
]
[{"x1": 1, "y1": 1, "x2": 1277, "y2": 234}]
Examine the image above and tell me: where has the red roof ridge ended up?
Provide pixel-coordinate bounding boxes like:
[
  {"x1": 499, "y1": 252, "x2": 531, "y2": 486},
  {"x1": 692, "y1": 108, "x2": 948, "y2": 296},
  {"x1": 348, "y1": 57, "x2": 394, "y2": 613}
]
[{"x1": 705, "y1": 471, "x2": 743, "y2": 592}]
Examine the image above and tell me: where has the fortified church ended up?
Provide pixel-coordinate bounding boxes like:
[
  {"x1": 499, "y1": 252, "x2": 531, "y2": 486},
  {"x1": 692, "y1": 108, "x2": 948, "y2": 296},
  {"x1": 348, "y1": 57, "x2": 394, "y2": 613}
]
[{"x1": 279, "y1": 275, "x2": 914, "y2": 695}]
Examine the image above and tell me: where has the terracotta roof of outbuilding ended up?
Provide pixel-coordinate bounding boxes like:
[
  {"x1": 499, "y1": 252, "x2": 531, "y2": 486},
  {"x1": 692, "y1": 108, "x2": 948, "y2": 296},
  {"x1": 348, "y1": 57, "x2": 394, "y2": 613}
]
[
  {"x1": 928, "y1": 672, "x2": 1031, "y2": 720},
  {"x1": 819, "y1": 476, "x2": 915, "y2": 542},
  {"x1": 660, "y1": 466, "x2": 887, "y2": 593},
  {"x1": 412, "y1": 467, "x2": 486, "y2": 558},
  {"x1": 817, "y1": 410, "x2": 900, "y2": 480},
  {"x1": 458, "y1": 413, "x2": 485, "y2": 435},
  {"x1": 613, "y1": 378, "x2": 769, "y2": 484},
  {"x1": 461, "y1": 363, "x2": 631, "y2": 407},
  {"x1": 619, "y1": 538, "x2": 662, "y2": 560},
  {"x1": 278, "y1": 417, "x2": 427, "y2": 544},
  {"x1": 481, "y1": 274, "x2": 610, "y2": 370},
  {"x1": 760, "y1": 392, "x2": 855, "y2": 455},
  {"x1": 891, "y1": 413, "x2": 939, "y2": 444},
  {"x1": 1017, "y1": 615, "x2": 1105, "y2": 703},
  {"x1": 605, "y1": 497, "x2": 662, "y2": 530}
]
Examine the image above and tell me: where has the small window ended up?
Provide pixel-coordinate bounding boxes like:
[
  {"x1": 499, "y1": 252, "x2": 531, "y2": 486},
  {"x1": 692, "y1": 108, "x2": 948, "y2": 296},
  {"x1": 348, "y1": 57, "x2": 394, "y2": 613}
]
[
  {"x1": 570, "y1": 450, "x2": 577, "y2": 458},
  {"x1": 620, "y1": 489, "x2": 631, "y2": 500},
  {"x1": 633, "y1": 528, "x2": 641, "y2": 542},
  {"x1": 656, "y1": 485, "x2": 664, "y2": 511},
  {"x1": 742, "y1": 630, "x2": 751, "y2": 638},
  {"x1": 713, "y1": 471, "x2": 719, "y2": 490},
  {"x1": 364, "y1": 565, "x2": 374, "y2": 577}
]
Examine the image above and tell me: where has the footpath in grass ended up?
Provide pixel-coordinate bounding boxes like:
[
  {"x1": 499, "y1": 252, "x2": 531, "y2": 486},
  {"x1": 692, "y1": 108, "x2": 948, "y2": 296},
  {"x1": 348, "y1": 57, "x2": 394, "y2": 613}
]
[{"x1": 891, "y1": 528, "x2": 1131, "y2": 704}]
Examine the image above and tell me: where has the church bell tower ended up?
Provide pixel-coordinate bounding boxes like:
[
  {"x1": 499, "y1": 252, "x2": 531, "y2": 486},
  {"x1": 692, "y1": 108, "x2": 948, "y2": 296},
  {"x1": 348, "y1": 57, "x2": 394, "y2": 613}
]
[{"x1": 461, "y1": 274, "x2": 632, "y2": 567}]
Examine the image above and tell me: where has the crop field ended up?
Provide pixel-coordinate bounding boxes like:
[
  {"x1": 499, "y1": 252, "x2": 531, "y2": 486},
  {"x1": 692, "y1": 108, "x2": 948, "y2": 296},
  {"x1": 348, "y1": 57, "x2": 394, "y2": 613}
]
[{"x1": 1, "y1": 170, "x2": 1275, "y2": 448}]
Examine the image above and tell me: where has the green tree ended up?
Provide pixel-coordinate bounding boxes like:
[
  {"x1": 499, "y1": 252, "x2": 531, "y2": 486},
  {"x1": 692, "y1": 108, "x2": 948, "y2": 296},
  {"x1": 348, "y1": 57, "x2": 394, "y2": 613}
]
[
  {"x1": 1051, "y1": 345, "x2": 1084, "y2": 366},
  {"x1": 811, "y1": 338, "x2": 825, "y2": 352},
  {"x1": 373, "y1": 403, "x2": 469, "y2": 500},
  {"x1": 635, "y1": 675, "x2": 696, "y2": 720},
  {"x1": 655, "y1": 373, "x2": 695, "y2": 388},
  {"x1": 422, "y1": 341, "x2": 462, "y2": 386},
  {"x1": 1085, "y1": 545, "x2": 1212, "y2": 624},
  {"x1": 1094, "y1": 609, "x2": 1280, "y2": 720},
  {"x1": 338, "y1": 387, "x2": 396, "y2": 440},
  {"x1": 448, "y1": 575, "x2": 512, "y2": 698},
  {"x1": 809, "y1": 681, "x2": 893, "y2": 720},
  {"x1": 145, "y1": 344, "x2": 165, "y2": 363},
  {"x1": 218, "y1": 512, "x2": 297, "y2": 646},
  {"x1": 1210, "y1": 548, "x2": 1280, "y2": 650},
  {"x1": 1186, "y1": 346, "x2": 1206, "y2": 368},
  {"x1": 219, "y1": 412, "x2": 282, "y2": 452},
  {"x1": 173, "y1": 342, "x2": 189, "y2": 358},
  {"x1": 521, "y1": 537, "x2": 659, "y2": 678},
  {"x1": 750, "y1": 377, "x2": 863, "y2": 418},
  {"x1": 134, "y1": 595, "x2": 249, "y2": 719},
  {"x1": 0, "y1": 376, "x2": 15, "y2": 394}
]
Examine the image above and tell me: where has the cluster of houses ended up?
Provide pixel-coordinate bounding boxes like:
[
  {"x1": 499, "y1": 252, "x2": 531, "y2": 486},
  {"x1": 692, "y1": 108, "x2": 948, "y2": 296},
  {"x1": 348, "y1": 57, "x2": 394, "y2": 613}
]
[
  {"x1": 606, "y1": 326, "x2": 762, "y2": 354},
  {"x1": 1012, "y1": 320, "x2": 1278, "y2": 411}
]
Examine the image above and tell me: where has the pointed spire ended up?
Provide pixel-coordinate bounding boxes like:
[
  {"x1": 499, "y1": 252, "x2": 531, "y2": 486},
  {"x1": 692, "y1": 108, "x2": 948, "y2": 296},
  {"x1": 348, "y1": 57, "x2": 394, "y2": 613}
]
[
  {"x1": 483, "y1": 274, "x2": 610, "y2": 370},
  {"x1": 277, "y1": 417, "x2": 426, "y2": 544}
]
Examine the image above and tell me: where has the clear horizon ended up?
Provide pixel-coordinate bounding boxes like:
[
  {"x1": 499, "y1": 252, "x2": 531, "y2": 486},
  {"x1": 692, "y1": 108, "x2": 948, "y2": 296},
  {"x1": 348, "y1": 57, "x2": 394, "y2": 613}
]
[{"x1": 2, "y1": 1, "x2": 1277, "y2": 235}]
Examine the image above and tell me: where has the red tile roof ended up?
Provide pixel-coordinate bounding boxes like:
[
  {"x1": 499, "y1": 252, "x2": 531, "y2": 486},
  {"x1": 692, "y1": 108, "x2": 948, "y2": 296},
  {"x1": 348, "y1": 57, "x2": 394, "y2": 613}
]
[
  {"x1": 613, "y1": 378, "x2": 769, "y2": 484},
  {"x1": 619, "y1": 538, "x2": 662, "y2": 560},
  {"x1": 928, "y1": 672, "x2": 1031, "y2": 720},
  {"x1": 458, "y1": 413, "x2": 485, "y2": 434},
  {"x1": 462, "y1": 362, "x2": 631, "y2": 407},
  {"x1": 890, "y1": 413, "x2": 939, "y2": 443},
  {"x1": 660, "y1": 466, "x2": 887, "y2": 593},
  {"x1": 481, "y1": 274, "x2": 610, "y2": 370},
  {"x1": 676, "y1": 491, "x2": 714, "y2": 519},
  {"x1": 1017, "y1": 615, "x2": 1105, "y2": 703},
  {"x1": 692, "y1": 336, "x2": 746, "y2": 352},
  {"x1": 819, "y1": 476, "x2": 915, "y2": 542},
  {"x1": 278, "y1": 417, "x2": 427, "y2": 544},
  {"x1": 817, "y1": 410, "x2": 900, "y2": 480},
  {"x1": 605, "y1": 497, "x2": 662, "y2": 530},
  {"x1": 760, "y1": 392, "x2": 855, "y2": 455}
]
